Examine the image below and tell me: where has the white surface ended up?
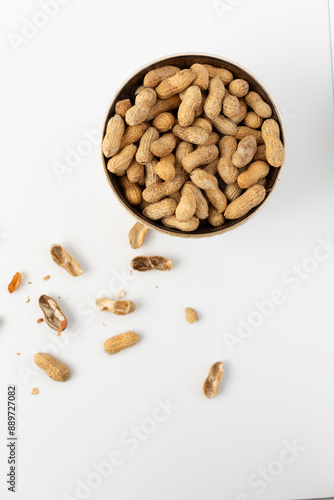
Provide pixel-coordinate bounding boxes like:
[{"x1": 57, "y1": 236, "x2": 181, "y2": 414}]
[{"x1": 1, "y1": 1, "x2": 334, "y2": 499}]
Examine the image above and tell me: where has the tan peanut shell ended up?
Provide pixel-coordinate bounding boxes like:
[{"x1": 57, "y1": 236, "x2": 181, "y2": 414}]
[
  {"x1": 224, "y1": 184, "x2": 266, "y2": 219},
  {"x1": 237, "y1": 160, "x2": 270, "y2": 189},
  {"x1": 178, "y1": 85, "x2": 202, "y2": 127},
  {"x1": 146, "y1": 95, "x2": 181, "y2": 120},
  {"x1": 115, "y1": 99, "x2": 131, "y2": 116},
  {"x1": 34, "y1": 353, "x2": 71, "y2": 382},
  {"x1": 162, "y1": 215, "x2": 199, "y2": 232},
  {"x1": 182, "y1": 145, "x2": 219, "y2": 173},
  {"x1": 120, "y1": 123, "x2": 147, "y2": 148},
  {"x1": 257, "y1": 177, "x2": 267, "y2": 187},
  {"x1": 107, "y1": 144, "x2": 137, "y2": 174},
  {"x1": 229, "y1": 79, "x2": 249, "y2": 97},
  {"x1": 173, "y1": 124, "x2": 209, "y2": 145},
  {"x1": 203, "y1": 64, "x2": 233, "y2": 84},
  {"x1": 217, "y1": 136, "x2": 238, "y2": 184},
  {"x1": 203, "y1": 362, "x2": 224, "y2": 399},
  {"x1": 185, "y1": 307, "x2": 199, "y2": 323},
  {"x1": 235, "y1": 126, "x2": 264, "y2": 144},
  {"x1": 224, "y1": 182, "x2": 243, "y2": 202},
  {"x1": 156, "y1": 69, "x2": 196, "y2": 99},
  {"x1": 104, "y1": 332, "x2": 140, "y2": 355},
  {"x1": 203, "y1": 158, "x2": 219, "y2": 175},
  {"x1": 232, "y1": 135, "x2": 257, "y2": 168},
  {"x1": 169, "y1": 191, "x2": 181, "y2": 204},
  {"x1": 175, "y1": 184, "x2": 197, "y2": 222},
  {"x1": 245, "y1": 91, "x2": 272, "y2": 119},
  {"x1": 129, "y1": 222, "x2": 149, "y2": 249},
  {"x1": 210, "y1": 115, "x2": 237, "y2": 136},
  {"x1": 50, "y1": 244, "x2": 83, "y2": 277},
  {"x1": 230, "y1": 98, "x2": 248, "y2": 124},
  {"x1": 127, "y1": 160, "x2": 145, "y2": 183},
  {"x1": 131, "y1": 256, "x2": 173, "y2": 271},
  {"x1": 244, "y1": 111, "x2": 263, "y2": 129},
  {"x1": 190, "y1": 169, "x2": 227, "y2": 213},
  {"x1": 96, "y1": 298, "x2": 135, "y2": 315},
  {"x1": 143, "y1": 65, "x2": 180, "y2": 87},
  {"x1": 136, "y1": 127, "x2": 159, "y2": 164},
  {"x1": 142, "y1": 173, "x2": 186, "y2": 203},
  {"x1": 175, "y1": 141, "x2": 193, "y2": 173},
  {"x1": 204, "y1": 131, "x2": 220, "y2": 146},
  {"x1": 102, "y1": 115, "x2": 125, "y2": 158},
  {"x1": 261, "y1": 119, "x2": 285, "y2": 167},
  {"x1": 208, "y1": 205, "x2": 225, "y2": 226},
  {"x1": 222, "y1": 92, "x2": 240, "y2": 120},
  {"x1": 150, "y1": 132, "x2": 177, "y2": 157},
  {"x1": 125, "y1": 88, "x2": 156, "y2": 126},
  {"x1": 153, "y1": 112, "x2": 176, "y2": 132},
  {"x1": 39, "y1": 295, "x2": 67, "y2": 332},
  {"x1": 145, "y1": 158, "x2": 160, "y2": 186},
  {"x1": 253, "y1": 144, "x2": 267, "y2": 161},
  {"x1": 192, "y1": 117, "x2": 212, "y2": 132},
  {"x1": 142, "y1": 198, "x2": 177, "y2": 220},
  {"x1": 183, "y1": 181, "x2": 209, "y2": 219},
  {"x1": 190, "y1": 63, "x2": 209, "y2": 90},
  {"x1": 119, "y1": 175, "x2": 142, "y2": 205},
  {"x1": 155, "y1": 153, "x2": 175, "y2": 181},
  {"x1": 204, "y1": 76, "x2": 225, "y2": 119}
]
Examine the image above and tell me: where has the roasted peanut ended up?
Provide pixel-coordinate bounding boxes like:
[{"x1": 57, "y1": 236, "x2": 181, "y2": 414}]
[
  {"x1": 153, "y1": 112, "x2": 176, "y2": 132},
  {"x1": 190, "y1": 63, "x2": 209, "y2": 90},
  {"x1": 230, "y1": 97, "x2": 248, "y2": 124},
  {"x1": 50, "y1": 244, "x2": 83, "y2": 277},
  {"x1": 224, "y1": 182, "x2": 243, "y2": 202},
  {"x1": 142, "y1": 173, "x2": 186, "y2": 203},
  {"x1": 237, "y1": 160, "x2": 270, "y2": 189},
  {"x1": 169, "y1": 191, "x2": 181, "y2": 204},
  {"x1": 261, "y1": 119, "x2": 285, "y2": 167},
  {"x1": 125, "y1": 88, "x2": 157, "y2": 126},
  {"x1": 143, "y1": 65, "x2": 180, "y2": 87},
  {"x1": 217, "y1": 136, "x2": 238, "y2": 184},
  {"x1": 182, "y1": 181, "x2": 209, "y2": 219},
  {"x1": 173, "y1": 124, "x2": 209, "y2": 145},
  {"x1": 203, "y1": 64, "x2": 233, "y2": 84},
  {"x1": 175, "y1": 183, "x2": 197, "y2": 222},
  {"x1": 178, "y1": 85, "x2": 202, "y2": 127},
  {"x1": 222, "y1": 91, "x2": 240, "y2": 120},
  {"x1": 253, "y1": 144, "x2": 267, "y2": 161},
  {"x1": 142, "y1": 198, "x2": 177, "y2": 220},
  {"x1": 34, "y1": 353, "x2": 71, "y2": 382},
  {"x1": 192, "y1": 117, "x2": 212, "y2": 132},
  {"x1": 136, "y1": 127, "x2": 159, "y2": 164},
  {"x1": 257, "y1": 177, "x2": 267, "y2": 187},
  {"x1": 145, "y1": 158, "x2": 160, "y2": 186},
  {"x1": 245, "y1": 91, "x2": 272, "y2": 118},
  {"x1": 119, "y1": 175, "x2": 142, "y2": 205},
  {"x1": 208, "y1": 204, "x2": 225, "y2": 227},
  {"x1": 244, "y1": 111, "x2": 263, "y2": 129},
  {"x1": 96, "y1": 298, "x2": 135, "y2": 315},
  {"x1": 203, "y1": 158, "x2": 219, "y2": 175},
  {"x1": 155, "y1": 153, "x2": 175, "y2": 181},
  {"x1": 210, "y1": 115, "x2": 237, "y2": 136},
  {"x1": 156, "y1": 69, "x2": 196, "y2": 99},
  {"x1": 115, "y1": 99, "x2": 131, "y2": 116},
  {"x1": 127, "y1": 160, "x2": 145, "y2": 183},
  {"x1": 146, "y1": 95, "x2": 181, "y2": 121},
  {"x1": 102, "y1": 115, "x2": 125, "y2": 158},
  {"x1": 235, "y1": 126, "x2": 264, "y2": 144},
  {"x1": 39, "y1": 295, "x2": 67, "y2": 332},
  {"x1": 229, "y1": 79, "x2": 249, "y2": 97},
  {"x1": 175, "y1": 141, "x2": 193, "y2": 175},
  {"x1": 120, "y1": 123, "x2": 147, "y2": 148},
  {"x1": 162, "y1": 215, "x2": 199, "y2": 232},
  {"x1": 232, "y1": 135, "x2": 257, "y2": 168},
  {"x1": 182, "y1": 145, "x2": 219, "y2": 173},
  {"x1": 8, "y1": 272, "x2": 22, "y2": 293},
  {"x1": 204, "y1": 131, "x2": 220, "y2": 146},
  {"x1": 224, "y1": 184, "x2": 266, "y2": 219},
  {"x1": 204, "y1": 77, "x2": 225, "y2": 120},
  {"x1": 107, "y1": 144, "x2": 137, "y2": 174},
  {"x1": 104, "y1": 331, "x2": 140, "y2": 355},
  {"x1": 185, "y1": 307, "x2": 199, "y2": 323},
  {"x1": 151, "y1": 132, "x2": 177, "y2": 157},
  {"x1": 203, "y1": 362, "x2": 224, "y2": 399},
  {"x1": 190, "y1": 169, "x2": 227, "y2": 213},
  {"x1": 131, "y1": 256, "x2": 173, "y2": 271},
  {"x1": 129, "y1": 222, "x2": 149, "y2": 248}
]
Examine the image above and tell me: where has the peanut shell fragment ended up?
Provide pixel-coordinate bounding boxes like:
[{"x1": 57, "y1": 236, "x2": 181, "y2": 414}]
[
  {"x1": 39, "y1": 295, "x2": 67, "y2": 332},
  {"x1": 8, "y1": 272, "x2": 22, "y2": 293},
  {"x1": 50, "y1": 244, "x2": 83, "y2": 277},
  {"x1": 128, "y1": 222, "x2": 149, "y2": 249},
  {"x1": 131, "y1": 256, "x2": 173, "y2": 272},
  {"x1": 203, "y1": 362, "x2": 224, "y2": 399},
  {"x1": 185, "y1": 307, "x2": 199, "y2": 324},
  {"x1": 96, "y1": 299, "x2": 135, "y2": 315}
]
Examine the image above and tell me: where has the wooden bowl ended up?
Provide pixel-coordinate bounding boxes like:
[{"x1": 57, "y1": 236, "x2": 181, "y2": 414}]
[{"x1": 102, "y1": 53, "x2": 285, "y2": 238}]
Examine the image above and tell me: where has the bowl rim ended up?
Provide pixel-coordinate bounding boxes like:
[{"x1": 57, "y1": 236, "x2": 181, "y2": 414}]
[{"x1": 101, "y1": 52, "x2": 286, "y2": 239}]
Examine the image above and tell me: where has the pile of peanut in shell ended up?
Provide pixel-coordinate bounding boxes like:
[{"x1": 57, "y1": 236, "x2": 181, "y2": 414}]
[{"x1": 102, "y1": 63, "x2": 285, "y2": 232}]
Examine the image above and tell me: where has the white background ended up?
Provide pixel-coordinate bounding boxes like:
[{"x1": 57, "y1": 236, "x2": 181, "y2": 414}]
[{"x1": 1, "y1": 1, "x2": 334, "y2": 499}]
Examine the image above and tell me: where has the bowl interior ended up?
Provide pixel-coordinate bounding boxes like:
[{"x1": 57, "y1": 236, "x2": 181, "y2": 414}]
[{"x1": 102, "y1": 54, "x2": 284, "y2": 238}]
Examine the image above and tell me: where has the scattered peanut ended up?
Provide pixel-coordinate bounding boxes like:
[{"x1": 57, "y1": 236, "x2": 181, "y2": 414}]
[
  {"x1": 203, "y1": 362, "x2": 224, "y2": 399},
  {"x1": 50, "y1": 244, "x2": 83, "y2": 277},
  {"x1": 34, "y1": 353, "x2": 71, "y2": 382},
  {"x1": 131, "y1": 256, "x2": 173, "y2": 271},
  {"x1": 96, "y1": 298, "x2": 135, "y2": 315},
  {"x1": 31, "y1": 388, "x2": 39, "y2": 395},
  {"x1": 8, "y1": 272, "x2": 22, "y2": 293},
  {"x1": 104, "y1": 332, "x2": 140, "y2": 355},
  {"x1": 185, "y1": 307, "x2": 199, "y2": 323},
  {"x1": 129, "y1": 222, "x2": 149, "y2": 248},
  {"x1": 39, "y1": 295, "x2": 67, "y2": 332}
]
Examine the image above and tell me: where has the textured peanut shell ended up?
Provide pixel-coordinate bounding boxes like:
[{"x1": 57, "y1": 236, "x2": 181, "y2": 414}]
[
  {"x1": 224, "y1": 184, "x2": 266, "y2": 219},
  {"x1": 253, "y1": 144, "x2": 267, "y2": 161},
  {"x1": 203, "y1": 64, "x2": 233, "y2": 84},
  {"x1": 222, "y1": 92, "x2": 240, "y2": 120},
  {"x1": 115, "y1": 99, "x2": 131, "y2": 116},
  {"x1": 120, "y1": 123, "x2": 147, "y2": 148},
  {"x1": 150, "y1": 132, "x2": 177, "y2": 157},
  {"x1": 162, "y1": 215, "x2": 199, "y2": 232},
  {"x1": 185, "y1": 307, "x2": 199, "y2": 323},
  {"x1": 128, "y1": 222, "x2": 149, "y2": 249},
  {"x1": 224, "y1": 182, "x2": 243, "y2": 202},
  {"x1": 155, "y1": 153, "x2": 175, "y2": 181},
  {"x1": 153, "y1": 112, "x2": 176, "y2": 132},
  {"x1": 156, "y1": 69, "x2": 196, "y2": 99},
  {"x1": 104, "y1": 332, "x2": 140, "y2": 355},
  {"x1": 218, "y1": 136, "x2": 238, "y2": 184},
  {"x1": 175, "y1": 185, "x2": 197, "y2": 222},
  {"x1": 192, "y1": 117, "x2": 212, "y2": 132},
  {"x1": 143, "y1": 198, "x2": 177, "y2": 220},
  {"x1": 190, "y1": 64, "x2": 209, "y2": 90},
  {"x1": 230, "y1": 98, "x2": 248, "y2": 124},
  {"x1": 203, "y1": 158, "x2": 219, "y2": 175},
  {"x1": 245, "y1": 91, "x2": 272, "y2": 119},
  {"x1": 237, "y1": 160, "x2": 270, "y2": 189},
  {"x1": 204, "y1": 77, "x2": 225, "y2": 120},
  {"x1": 107, "y1": 144, "x2": 137, "y2": 174},
  {"x1": 96, "y1": 298, "x2": 135, "y2": 315},
  {"x1": 210, "y1": 115, "x2": 237, "y2": 136},
  {"x1": 232, "y1": 135, "x2": 257, "y2": 168},
  {"x1": 136, "y1": 127, "x2": 159, "y2": 164},
  {"x1": 183, "y1": 181, "x2": 209, "y2": 219},
  {"x1": 142, "y1": 173, "x2": 186, "y2": 203},
  {"x1": 119, "y1": 175, "x2": 142, "y2": 205},
  {"x1": 127, "y1": 160, "x2": 145, "y2": 183},
  {"x1": 229, "y1": 79, "x2": 249, "y2": 97},
  {"x1": 50, "y1": 244, "x2": 83, "y2": 277},
  {"x1": 145, "y1": 158, "x2": 160, "y2": 186},
  {"x1": 182, "y1": 145, "x2": 219, "y2": 173},
  {"x1": 178, "y1": 85, "x2": 202, "y2": 127},
  {"x1": 39, "y1": 295, "x2": 67, "y2": 332},
  {"x1": 102, "y1": 115, "x2": 125, "y2": 158},
  {"x1": 146, "y1": 95, "x2": 181, "y2": 121},
  {"x1": 131, "y1": 256, "x2": 173, "y2": 271},
  {"x1": 203, "y1": 362, "x2": 224, "y2": 399},
  {"x1": 244, "y1": 111, "x2": 263, "y2": 129},
  {"x1": 173, "y1": 125, "x2": 209, "y2": 145},
  {"x1": 190, "y1": 169, "x2": 227, "y2": 213},
  {"x1": 262, "y1": 119, "x2": 285, "y2": 167},
  {"x1": 125, "y1": 88, "x2": 157, "y2": 126},
  {"x1": 235, "y1": 126, "x2": 264, "y2": 144},
  {"x1": 175, "y1": 141, "x2": 194, "y2": 173},
  {"x1": 143, "y1": 66, "x2": 180, "y2": 87},
  {"x1": 34, "y1": 353, "x2": 71, "y2": 382},
  {"x1": 208, "y1": 205, "x2": 225, "y2": 226}
]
